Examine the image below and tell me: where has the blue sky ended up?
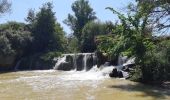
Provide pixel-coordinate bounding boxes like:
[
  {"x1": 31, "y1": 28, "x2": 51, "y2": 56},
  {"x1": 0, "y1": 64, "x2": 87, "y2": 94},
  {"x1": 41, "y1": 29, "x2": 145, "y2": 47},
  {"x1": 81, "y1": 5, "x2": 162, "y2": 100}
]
[{"x1": 0, "y1": 0, "x2": 134, "y2": 34}]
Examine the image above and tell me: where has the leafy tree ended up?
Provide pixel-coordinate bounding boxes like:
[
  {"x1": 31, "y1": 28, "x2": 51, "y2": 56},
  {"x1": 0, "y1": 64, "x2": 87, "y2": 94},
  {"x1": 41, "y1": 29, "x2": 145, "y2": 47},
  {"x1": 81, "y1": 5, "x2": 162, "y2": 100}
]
[
  {"x1": 64, "y1": 0, "x2": 96, "y2": 41},
  {"x1": 0, "y1": 22, "x2": 33, "y2": 57},
  {"x1": 134, "y1": 0, "x2": 170, "y2": 34},
  {"x1": 0, "y1": 34, "x2": 14, "y2": 56},
  {"x1": 25, "y1": 9, "x2": 36, "y2": 24},
  {"x1": 104, "y1": 5, "x2": 170, "y2": 83},
  {"x1": 32, "y1": 2, "x2": 66, "y2": 52},
  {"x1": 0, "y1": 0, "x2": 11, "y2": 15},
  {"x1": 66, "y1": 35, "x2": 80, "y2": 53},
  {"x1": 81, "y1": 21, "x2": 115, "y2": 52}
]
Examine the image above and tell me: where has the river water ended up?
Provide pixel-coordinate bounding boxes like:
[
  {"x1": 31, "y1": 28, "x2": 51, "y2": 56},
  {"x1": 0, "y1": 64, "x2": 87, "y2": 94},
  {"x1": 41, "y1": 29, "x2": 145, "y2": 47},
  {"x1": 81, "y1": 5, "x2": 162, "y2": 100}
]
[{"x1": 0, "y1": 67, "x2": 170, "y2": 100}]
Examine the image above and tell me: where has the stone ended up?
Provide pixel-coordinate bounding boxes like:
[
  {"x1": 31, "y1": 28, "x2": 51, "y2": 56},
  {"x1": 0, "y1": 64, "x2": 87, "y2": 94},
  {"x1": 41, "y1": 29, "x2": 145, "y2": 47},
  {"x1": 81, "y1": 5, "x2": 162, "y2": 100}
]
[
  {"x1": 86, "y1": 54, "x2": 94, "y2": 71},
  {"x1": 57, "y1": 62, "x2": 73, "y2": 71},
  {"x1": 109, "y1": 68, "x2": 124, "y2": 78},
  {"x1": 76, "y1": 54, "x2": 84, "y2": 71},
  {"x1": 118, "y1": 71, "x2": 123, "y2": 78},
  {"x1": 109, "y1": 68, "x2": 118, "y2": 77}
]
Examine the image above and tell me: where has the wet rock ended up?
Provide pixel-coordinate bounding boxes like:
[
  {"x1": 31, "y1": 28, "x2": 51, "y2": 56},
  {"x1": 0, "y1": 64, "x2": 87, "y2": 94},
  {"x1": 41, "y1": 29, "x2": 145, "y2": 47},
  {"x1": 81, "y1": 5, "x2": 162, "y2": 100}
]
[
  {"x1": 109, "y1": 68, "x2": 123, "y2": 78},
  {"x1": 96, "y1": 51, "x2": 108, "y2": 68},
  {"x1": 66, "y1": 55, "x2": 74, "y2": 69},
  {"x1": 86, "y1": 54, "x2": 94, "y2": 71},
  {"x1": 118, "y1": 71, "x2": 123, "y2": 78},
  {"x1": 109, "y1": 68, "x2": 118, "y2": 77},
  {"x1": 76, "y1": 54, "x2": 84, "y2": 71},
  {"x1": 57, "y1": 62, "x2": 73, "y2": 71}
]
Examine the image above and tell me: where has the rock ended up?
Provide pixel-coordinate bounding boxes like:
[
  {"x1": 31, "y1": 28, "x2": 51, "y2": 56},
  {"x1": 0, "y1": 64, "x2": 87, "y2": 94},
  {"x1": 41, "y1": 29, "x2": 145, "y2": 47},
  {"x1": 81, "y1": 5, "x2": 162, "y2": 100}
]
[
  {"x1": 109, "y1": 68, "x2": 118, "y2": 77},
  {"x1": 122, "y1": 64, "x2": 135, "y2": 72},
  {"x1": 118, "y1": 71, "x2": 123, "y2": 78},
  {"x1": 86, "y1": 54, "x2": 94, "y2": 71},
  {"x1": 57, "y1": 62, "x2": 73, "y2": 71},
  {"x1": 109, "y1": 68, "x2": 123, "y2": 78},
  {"x1": 65, "y1": 55, "x2": 74, "y2": 69},
  {"x1": 103, "y1": 62, "x2": 110, "y2": 66},
  {"x1": 76, "y1": 54, "x2": 84, "y2": 71}
]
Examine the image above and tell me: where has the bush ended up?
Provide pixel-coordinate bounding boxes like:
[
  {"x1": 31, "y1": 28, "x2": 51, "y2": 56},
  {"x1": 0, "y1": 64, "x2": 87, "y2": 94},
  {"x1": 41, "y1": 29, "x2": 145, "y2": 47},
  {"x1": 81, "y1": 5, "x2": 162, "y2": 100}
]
[{"x1": 130, "y1": 39, "x2": 170, "y2": 84}]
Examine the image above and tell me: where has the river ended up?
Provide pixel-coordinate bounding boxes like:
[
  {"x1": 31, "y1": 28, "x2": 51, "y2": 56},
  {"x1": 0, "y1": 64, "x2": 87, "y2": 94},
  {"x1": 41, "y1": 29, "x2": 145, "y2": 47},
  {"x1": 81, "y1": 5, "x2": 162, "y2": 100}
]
[{"x1": 0, "y1": 67, "x2": 170, "y2": 100}]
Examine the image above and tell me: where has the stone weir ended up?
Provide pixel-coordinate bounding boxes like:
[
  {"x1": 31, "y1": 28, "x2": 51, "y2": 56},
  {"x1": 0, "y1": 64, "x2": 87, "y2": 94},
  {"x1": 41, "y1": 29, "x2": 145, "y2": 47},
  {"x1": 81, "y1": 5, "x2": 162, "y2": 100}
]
[{"x1": 53, "y1": 53, "x2": 97, "y2": 71}]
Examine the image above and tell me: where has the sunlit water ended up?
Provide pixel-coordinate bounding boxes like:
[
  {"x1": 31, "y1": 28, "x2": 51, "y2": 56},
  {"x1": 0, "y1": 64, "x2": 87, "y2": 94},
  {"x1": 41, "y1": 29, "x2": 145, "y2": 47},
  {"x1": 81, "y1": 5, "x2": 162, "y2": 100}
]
[{"x1": 0, "y1": 67, "x2": 170, "y2": 100}]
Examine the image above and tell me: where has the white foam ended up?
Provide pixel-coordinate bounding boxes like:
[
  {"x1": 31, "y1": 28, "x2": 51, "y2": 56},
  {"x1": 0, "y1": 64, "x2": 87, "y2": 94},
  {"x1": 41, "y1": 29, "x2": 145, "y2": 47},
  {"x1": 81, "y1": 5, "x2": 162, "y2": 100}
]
[{"x1": 59, "y1": 65, "x2": 114, "y2": 81}]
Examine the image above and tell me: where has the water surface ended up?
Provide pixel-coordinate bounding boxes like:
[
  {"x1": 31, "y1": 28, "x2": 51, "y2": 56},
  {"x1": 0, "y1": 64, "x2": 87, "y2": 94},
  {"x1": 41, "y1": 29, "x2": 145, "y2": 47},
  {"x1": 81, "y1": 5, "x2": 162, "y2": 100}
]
[{"x1": 0, "y1": 69, "x2": 170, "y2": 100}]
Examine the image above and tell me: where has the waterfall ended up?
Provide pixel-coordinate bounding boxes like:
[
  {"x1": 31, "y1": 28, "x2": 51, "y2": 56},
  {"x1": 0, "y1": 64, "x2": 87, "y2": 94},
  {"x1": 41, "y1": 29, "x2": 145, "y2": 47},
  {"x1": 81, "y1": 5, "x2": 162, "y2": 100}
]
[
  {"x1": 73, "y1": 53, "x2": 77, "y2": 70},
  {"x1": 117, "y1": 55, "x2": 128, "y2": 70},
  {"x1": 54, "y1": 55, "x2": 66, "y2": 70},
  {"x1": 54, "y1": 53, "x2": 94, "y2": 71},
  {"x1": 14, "y1": 59, "x2": 22, "y2": 71},
  {"x1": 83, "y1": 54, "x2": 87, "y2": 71},
  {"x1": 53, "y1": 53, "x2": 132, "y2": 78}
]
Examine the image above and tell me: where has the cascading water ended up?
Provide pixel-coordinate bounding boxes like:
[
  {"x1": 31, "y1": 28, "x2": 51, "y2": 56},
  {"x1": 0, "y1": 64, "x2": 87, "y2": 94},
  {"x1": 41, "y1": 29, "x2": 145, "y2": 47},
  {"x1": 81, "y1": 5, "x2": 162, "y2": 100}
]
[
  {"x1": 83, "y1": 53, "x2": 87, "y2": 71},
  {"x1": 73, "y1": 53, "x2": 77, "y2": 70},
  {"x1": 54, "y1": 53, "x2": 95, "y2": 71},
  {"x1": 14, "y1": 59, "x2": 22, "y2": 71},
  {"x1": 54, "y1": 56, "x2": 66, "y2": 70},
  {"x1": 2, "y1": 54, "x2": 170, "y2": 100},
  {"x1": 53, "y1": 53, "x2": 135, "y2": 78}
]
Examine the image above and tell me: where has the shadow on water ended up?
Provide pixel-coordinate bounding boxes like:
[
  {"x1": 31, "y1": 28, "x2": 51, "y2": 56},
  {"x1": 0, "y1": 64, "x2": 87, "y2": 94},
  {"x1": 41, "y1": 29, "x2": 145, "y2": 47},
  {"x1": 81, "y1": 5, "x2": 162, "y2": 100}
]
[
  {"x1": 0, "y1": 71, "x2": 16, "y2": 74},
  {"x1": 108, "y1": 82, "x2": 170, "y2": 99}
]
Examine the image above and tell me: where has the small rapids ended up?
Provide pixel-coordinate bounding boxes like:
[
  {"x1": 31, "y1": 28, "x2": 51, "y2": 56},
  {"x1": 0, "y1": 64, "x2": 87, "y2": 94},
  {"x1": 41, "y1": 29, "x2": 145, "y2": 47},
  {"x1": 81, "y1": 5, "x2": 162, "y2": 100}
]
[{"x1": 0, "y1": 67, "x2": 170, "y2": 100}]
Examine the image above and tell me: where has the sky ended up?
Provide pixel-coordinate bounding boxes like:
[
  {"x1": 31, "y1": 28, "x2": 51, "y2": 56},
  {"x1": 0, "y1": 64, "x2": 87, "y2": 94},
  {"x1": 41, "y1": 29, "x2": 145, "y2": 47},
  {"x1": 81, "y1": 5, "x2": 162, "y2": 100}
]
[{"x1": 0, "y1": 0, "x2": 134, "y2": 34}]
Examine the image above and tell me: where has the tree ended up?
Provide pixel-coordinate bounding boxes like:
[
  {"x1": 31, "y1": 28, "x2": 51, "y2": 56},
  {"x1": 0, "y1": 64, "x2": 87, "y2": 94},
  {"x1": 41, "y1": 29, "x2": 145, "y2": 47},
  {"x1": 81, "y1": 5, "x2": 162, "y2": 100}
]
[
  {"x1": 81, "y1": 21, "x2": 115, "y2": 52},
  {"x1": 0, "y1": 0, "x2": 11, "y2": 15},
  {"x1": 134, "y1": 0, "x2": 170, "y2": 34},
  {"x1": 0, "y1": 22, "x2": 33, "y2": 57},
  {"x1": 0, "y1": 34, "x2": 14, "y2": 56},
  {"x1": 32, "y1": 2, "x2": 65, "y2": 52},
  {"x1": 25, "y1": 9, "x2": 36, "y2": 24},
  {"x1": 66, "y1": 35, "x2": 80, "y2": 53},
  {"x1": 104, "y1": 5, "x2": 170, "y2": 83},
  {"x1": 64, "y1": 0, "x2": 96, "y2": 41}
]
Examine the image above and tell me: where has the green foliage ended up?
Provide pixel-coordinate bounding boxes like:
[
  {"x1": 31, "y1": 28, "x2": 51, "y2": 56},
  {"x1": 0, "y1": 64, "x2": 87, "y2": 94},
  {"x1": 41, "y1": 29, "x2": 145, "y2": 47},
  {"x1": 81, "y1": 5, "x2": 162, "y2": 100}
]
[
  {"x1": 136, "y1": 0, "x2": 170, "y2": 33},
  {"x1": 0, "y1": 0, "x2": 11, "y2": 15},
  {"x1": 64, "y1": 0, "x2": 96, "y2": 41},
  {"x1": 33, "y1": 2, "x2": 56, "y2": 52},
  {"x1": 0, "y1": 22, "x2": 32, "y2": 57},
  {"x1": 40, "y1": 51, "x2": 62, "y2": 62},
  {"x1": 97, "y1": 35, "x2": 120, "y2": 59},
  {"x1": 0, "y1": 34, "x2": 14, "y2": 56},
  {"x1": 130, "y1": 40, "x2": 170, "y2": 83},
  {"x1": 25, "y1": 9, "x2": 36, "y2": 24},
  {"x1": 66, "y1": 36, "x2": 80, "y2": 53},
  {"x1": 81, "y1": 21, "x2": 114, "y2": 52},
  {"x1": 32, "y1": 2, "x2": 66, "y2": 52},
  {"x1": 104, "y1": 5, "x2": 170, "y2": 83}
]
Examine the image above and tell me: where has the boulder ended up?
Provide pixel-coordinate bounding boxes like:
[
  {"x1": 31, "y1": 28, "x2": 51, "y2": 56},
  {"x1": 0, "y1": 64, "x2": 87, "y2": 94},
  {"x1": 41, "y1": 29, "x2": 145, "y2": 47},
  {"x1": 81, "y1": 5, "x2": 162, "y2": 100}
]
[
  {"x1": 65, "y1": 55, "x2": 74, "y2": 69},
  {"x1": 57, "y1": 62, "x2": 73, "y2": 71},
  {"x1": 76, "y1": 54, "x2": 84, "y2": 71},
  {"x1": 118, "y1": 71, "x2": 123, "y2": 78},
  {"x1": 86, "y1": 54, "x2": 94, "y2": 71},
  {"x1": 109, "y1": 68, "x2": 118, "y2": 77},
  {"x1": 109, "y1": 68, "x2": 123, "y2": 78}
]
